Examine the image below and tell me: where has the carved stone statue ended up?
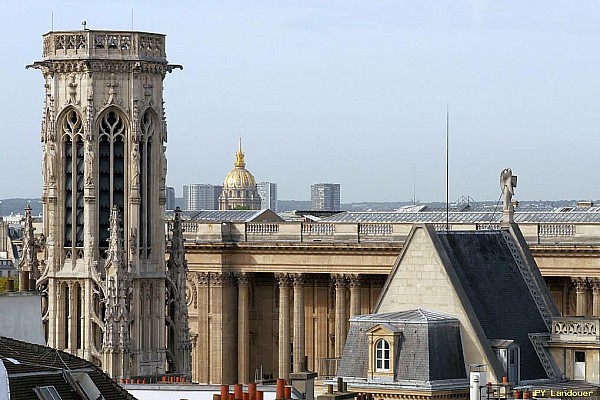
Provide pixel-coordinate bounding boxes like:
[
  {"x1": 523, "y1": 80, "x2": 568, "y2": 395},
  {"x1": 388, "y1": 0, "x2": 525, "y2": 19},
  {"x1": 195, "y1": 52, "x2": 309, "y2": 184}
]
[
  {"x1": 161, "y1": 145, "x2": 167, "y2": 187},
  {"x1": 500, "y1": 168, "x2": 517, "y2": 212},
  {"x1": 42, "y1": 142, "x2": 57, "y2": 186},
  {"x1": 84, "y1": 144, "x2": 94, "y2": 187},
  {"x1": 131, "y1": 144, "x2": 140, "y2": 187},
  {"x1": 129, "y1": 228, "x2": 137, "y2": 260}
]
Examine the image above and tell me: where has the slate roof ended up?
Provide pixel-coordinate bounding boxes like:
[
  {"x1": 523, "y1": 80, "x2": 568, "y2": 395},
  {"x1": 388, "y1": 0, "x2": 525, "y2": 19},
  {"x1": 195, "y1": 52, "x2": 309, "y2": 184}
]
[
  {"x1": 436, "y1": 230, "x2": 550, "y2": 380},
  {"x1": 338, "y1": 309, "x2": 466, "y2": 385},
  {"x1": 0, "y1": 336, "x2": 136, "y2": 400}
]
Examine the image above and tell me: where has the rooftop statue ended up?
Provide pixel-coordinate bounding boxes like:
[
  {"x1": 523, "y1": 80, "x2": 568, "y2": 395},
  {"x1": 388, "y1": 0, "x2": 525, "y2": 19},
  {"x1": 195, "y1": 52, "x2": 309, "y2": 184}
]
[{"x1": 500, "y1": 168, "x2": 517, "y2": 213}]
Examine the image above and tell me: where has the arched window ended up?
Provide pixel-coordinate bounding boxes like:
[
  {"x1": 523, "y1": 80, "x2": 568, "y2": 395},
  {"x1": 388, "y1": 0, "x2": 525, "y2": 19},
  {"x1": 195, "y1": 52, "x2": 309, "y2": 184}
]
[
  {"x1": 375, "y1": 339, "x2": 390, "y2": 371},
  {"x1": 140, "y1": 111, "x2": 155, "y2": 254},
  {"x1": 98, "y1": 110, "x2": 125, "y2": 249},
  {"x1": 61, "y1": 109, "x2": 84, "y2": 249}
]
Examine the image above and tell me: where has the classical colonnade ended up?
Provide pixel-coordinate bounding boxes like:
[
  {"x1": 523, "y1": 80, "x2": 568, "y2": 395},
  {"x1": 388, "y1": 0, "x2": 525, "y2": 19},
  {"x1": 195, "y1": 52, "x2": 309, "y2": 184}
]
[
  {"x1": 186, "y1": 271, "x2": 385, "y2": 384},
  {"x1": 571, "y1": 277, "x2": 600, "y2": 316}
]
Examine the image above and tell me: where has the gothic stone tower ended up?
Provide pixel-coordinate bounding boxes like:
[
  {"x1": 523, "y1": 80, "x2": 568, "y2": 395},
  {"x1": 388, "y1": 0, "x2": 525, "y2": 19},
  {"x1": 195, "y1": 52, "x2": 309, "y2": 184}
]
[{"x1": 29, "y1": 29, "x2": 181, "y2": 378}]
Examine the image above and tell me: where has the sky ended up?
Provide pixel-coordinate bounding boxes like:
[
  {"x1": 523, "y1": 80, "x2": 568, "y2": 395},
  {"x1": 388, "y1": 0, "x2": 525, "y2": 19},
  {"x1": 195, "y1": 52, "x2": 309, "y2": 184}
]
[{"x1": 1, "y1": 1, "x2": 600, "y2": 203}]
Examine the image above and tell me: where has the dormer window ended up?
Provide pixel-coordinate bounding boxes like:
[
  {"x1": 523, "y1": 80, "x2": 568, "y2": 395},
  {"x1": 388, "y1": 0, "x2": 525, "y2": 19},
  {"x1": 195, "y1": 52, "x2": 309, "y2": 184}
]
[
  {"x1": 366, "y1": 324, "x2": 399, "y2": 380},
  {"x1": 375, "y1": 339, "x2": 390, "y2": 371}
]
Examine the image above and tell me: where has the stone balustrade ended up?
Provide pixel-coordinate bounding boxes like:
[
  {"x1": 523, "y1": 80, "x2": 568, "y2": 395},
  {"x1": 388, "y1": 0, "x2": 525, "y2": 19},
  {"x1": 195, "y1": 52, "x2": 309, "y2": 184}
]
[
  {"x1": 164, "y1": 220, "x2": 600, "y2": 245},
  {"x1": 551, "y1": 317, "x2": 600, "y2": 343},
  {"x1": 538, "y1": 224, "x2": 576, "y2": 237}
]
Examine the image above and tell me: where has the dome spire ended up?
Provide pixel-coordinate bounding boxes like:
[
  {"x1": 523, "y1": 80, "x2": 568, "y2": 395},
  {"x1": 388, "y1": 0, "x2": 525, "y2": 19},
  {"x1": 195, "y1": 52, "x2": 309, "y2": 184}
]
[{"x1": 235, "y1": 137, "x2": 246, "y2": 168}]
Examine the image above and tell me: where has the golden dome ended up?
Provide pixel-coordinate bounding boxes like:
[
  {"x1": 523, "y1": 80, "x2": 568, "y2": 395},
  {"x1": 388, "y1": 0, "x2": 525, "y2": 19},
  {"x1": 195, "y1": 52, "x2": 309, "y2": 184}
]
[{"x1": 223, "y1": 139, "x2": 257, "y2": 189}]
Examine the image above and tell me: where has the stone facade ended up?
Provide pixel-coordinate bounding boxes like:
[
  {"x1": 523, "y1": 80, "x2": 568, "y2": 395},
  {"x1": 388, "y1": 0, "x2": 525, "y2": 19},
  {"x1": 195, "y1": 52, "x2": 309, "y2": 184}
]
[{"x1": 178, "y1": 216, "x2": 600, "y2": 385}]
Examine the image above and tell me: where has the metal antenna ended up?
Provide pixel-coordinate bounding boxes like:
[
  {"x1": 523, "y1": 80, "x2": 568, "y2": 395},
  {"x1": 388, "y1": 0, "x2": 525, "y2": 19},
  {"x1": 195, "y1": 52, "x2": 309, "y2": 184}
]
[
  {"x1": 446, "y1": 103, "x2": 449, "y2": 230},
  {"x1": 131, "y1": 8, "x2": 134, "y2": 30}
]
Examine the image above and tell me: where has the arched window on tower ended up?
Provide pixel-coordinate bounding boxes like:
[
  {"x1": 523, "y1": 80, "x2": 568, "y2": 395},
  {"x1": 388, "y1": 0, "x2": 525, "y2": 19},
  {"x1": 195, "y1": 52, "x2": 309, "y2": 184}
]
[
  {"x1": 140, "y1": 110, "x2": 155, "y2": 256},
  {"x1": 98, "y1": 110, "x2": 125, "y2": 249},
  {"x1": 62, "y1": 109, "x2": 84, "y2": 250}
]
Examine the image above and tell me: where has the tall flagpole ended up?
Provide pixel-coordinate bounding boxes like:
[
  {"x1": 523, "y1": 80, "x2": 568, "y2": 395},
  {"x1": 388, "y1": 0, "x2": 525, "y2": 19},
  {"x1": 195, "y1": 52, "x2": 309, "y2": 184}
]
[{"x1": 446, "y1": 104, "x2": 449, "y2": 230}]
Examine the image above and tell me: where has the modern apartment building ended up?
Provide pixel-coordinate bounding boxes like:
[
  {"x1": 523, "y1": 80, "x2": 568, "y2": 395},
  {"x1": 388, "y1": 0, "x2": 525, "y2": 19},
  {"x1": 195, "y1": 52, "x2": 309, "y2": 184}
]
[
  {"x1": 166, "y1": 186, "x2": 176, "y2": 210},
  {"x1": 311, "y1": 183, "x2": 341, "y2": 211},
  {"x1": 183, "y1": 184, "x2": 222, "y2": 211},
  {"x1": 257, "y1": 182, "x2": 277, "y2": 211}
]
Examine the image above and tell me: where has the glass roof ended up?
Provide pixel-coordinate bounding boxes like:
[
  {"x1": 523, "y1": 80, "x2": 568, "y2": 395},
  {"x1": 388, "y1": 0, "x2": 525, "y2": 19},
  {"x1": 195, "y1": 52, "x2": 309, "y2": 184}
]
[{"x1": 323, "y1": 211, "x2": 600, "y2": 223}]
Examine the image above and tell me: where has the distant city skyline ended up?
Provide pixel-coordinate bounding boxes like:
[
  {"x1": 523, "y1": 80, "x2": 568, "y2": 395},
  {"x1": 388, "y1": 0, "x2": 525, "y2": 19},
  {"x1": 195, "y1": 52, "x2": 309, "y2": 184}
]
[{"x1": 2, "y1": 1, "x2": 600, "y2": 202}]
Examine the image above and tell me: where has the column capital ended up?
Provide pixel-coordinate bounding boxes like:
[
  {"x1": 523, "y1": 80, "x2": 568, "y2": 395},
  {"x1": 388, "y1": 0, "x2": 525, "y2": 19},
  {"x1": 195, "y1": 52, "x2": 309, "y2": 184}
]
[
  {"x1": 348, "y1": 274, "x2": 361, "y2": 288},
  {"x1": 235, "y1": 272, "x2": 252, "y2": 286},
  {"x1": 573, "y1": 277, "x2": 589, "y2": 292},
  {"x1": 209, "y1": 272, "x2": 234, "y2": 287},
  {"x1": 291, "y1": 273, "x2": 305, "y2": 287},
  {"x1": 332, "y1": 273, "x2": 347, "y2": 288},
  {"x1": 589, "y1": 278, "x2": 600, "y2": 292},
  {"x1": 191, "y1": 272, "x2": 210, "y2": 286},
  {"x1": 275, "y1": 273, "x2": 290, "y2": 287}
]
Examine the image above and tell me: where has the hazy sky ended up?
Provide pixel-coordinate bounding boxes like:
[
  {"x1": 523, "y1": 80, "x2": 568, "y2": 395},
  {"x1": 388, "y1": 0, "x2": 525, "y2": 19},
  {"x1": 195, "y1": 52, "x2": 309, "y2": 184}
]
[{"x1": 1, "y1": 1, "x2": 600, "y2": 202}]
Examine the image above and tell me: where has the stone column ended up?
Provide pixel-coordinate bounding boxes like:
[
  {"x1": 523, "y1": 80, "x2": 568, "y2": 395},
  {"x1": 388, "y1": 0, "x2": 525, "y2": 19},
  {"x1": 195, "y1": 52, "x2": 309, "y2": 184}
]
[
  {"x1": 209, "y1": 272, "x2": 237, "y2": 384},
  {"x1": 276, "y1": 273, "x2": 291, "y2": 381},
  {"x1": 196, "y1": 272, "x2": 210, "y2": 383},
  {"x1": 237, "y1": 272, "x2": 251, "y2": 383},
  {"x1": 54, "y1": 280, "x2": 64, "y2": 349},
  {"x1": 591, "y1": 278, "x2": 600, "y2": 317},
  {"x1": 573, "y1": 277, "x2": 589, "y2": 316},
  {"x1": 349, "y1": 274, "x2": 361, "y2": 318},
  {"x1": 67, "y1": 281, "x2": 75, "y2": 351},
  {"x1": 292, "y1": 273, "x2": 305, "y2": 372},
  {"x1": 333, "y1": 274, "x2": 347, "y2": 358}
]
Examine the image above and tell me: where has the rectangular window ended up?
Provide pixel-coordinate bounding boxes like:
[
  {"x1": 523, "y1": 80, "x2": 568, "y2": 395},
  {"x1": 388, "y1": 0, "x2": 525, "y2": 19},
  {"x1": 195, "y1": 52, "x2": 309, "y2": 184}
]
[{"x1": 35, "y1": 386, "x2": 63, "y2": 400}]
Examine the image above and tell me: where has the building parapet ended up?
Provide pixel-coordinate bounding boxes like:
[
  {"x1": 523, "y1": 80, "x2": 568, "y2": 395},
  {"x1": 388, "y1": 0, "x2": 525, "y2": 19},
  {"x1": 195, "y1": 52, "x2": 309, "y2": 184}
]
[
  {"x1": 551, "y1": 317, "x2": 600, "y2": 343},
  {"x1": 42, "y1": 30, "x2": 166, "y2": 62},
  {"x1": 167, "y1": 220, "x2": 600, "y2": 246}
]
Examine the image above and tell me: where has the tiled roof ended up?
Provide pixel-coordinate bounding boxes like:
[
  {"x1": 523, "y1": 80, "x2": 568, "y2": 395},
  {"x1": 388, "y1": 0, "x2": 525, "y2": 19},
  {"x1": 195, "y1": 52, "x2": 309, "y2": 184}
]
[{"x1": 0, "y1": 336, "x2": 136, "y2": 400}]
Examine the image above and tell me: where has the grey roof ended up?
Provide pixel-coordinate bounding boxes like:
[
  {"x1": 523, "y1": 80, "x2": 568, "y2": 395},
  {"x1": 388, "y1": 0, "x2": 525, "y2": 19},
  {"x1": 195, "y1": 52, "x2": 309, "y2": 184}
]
[
  {"x1": 0, "y1": 336, "x2": 135, "y2": 400},
  {"x1": 324, "y1": 210, "x2": 600, "y2": 223},
  {"x1": 165, "y1": 209, "x2": 283, "y2": 223},
  {"x1": 338, "y1": 311, "x2": 466, "y2": 384},
  {"x1": 352, "y1": 309, "x2": 459, "y2": 324},
  {"x1": 436, "y1": 230, "x2": 550, "y2": 380}
]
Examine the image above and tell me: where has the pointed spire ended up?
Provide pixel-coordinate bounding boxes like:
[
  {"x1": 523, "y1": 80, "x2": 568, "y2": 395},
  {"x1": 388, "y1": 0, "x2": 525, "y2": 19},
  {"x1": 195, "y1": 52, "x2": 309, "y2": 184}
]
[
  {"x1": 102, "y1": 206, "x2": 131, "y2": 379},
  {"x1": 166, "y1": 206, "x2": 192, "y2": 378},
  {"x1": 18, "y1": 204, "x2": 38, "y2": 283},
  {"x1": 235, "y1": 137, "x2": 246, "y2": 168}
]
